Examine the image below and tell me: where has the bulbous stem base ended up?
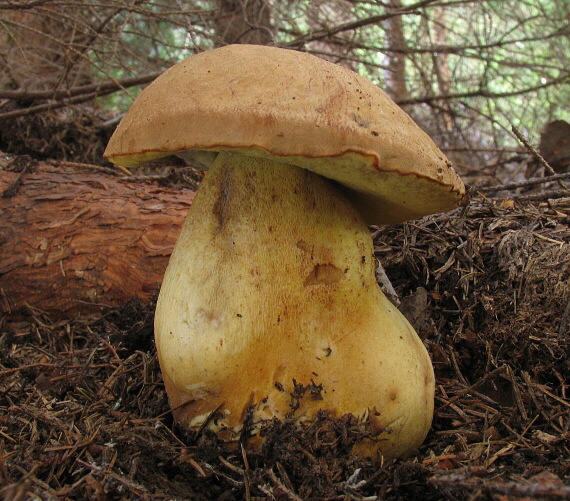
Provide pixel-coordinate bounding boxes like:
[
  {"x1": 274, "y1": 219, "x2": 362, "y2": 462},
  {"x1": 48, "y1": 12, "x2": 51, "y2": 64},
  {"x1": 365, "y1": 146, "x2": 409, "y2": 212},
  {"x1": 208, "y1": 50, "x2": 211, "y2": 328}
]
[{"x1": 155, "y1": 151, "x2": 434, "y2": 459}]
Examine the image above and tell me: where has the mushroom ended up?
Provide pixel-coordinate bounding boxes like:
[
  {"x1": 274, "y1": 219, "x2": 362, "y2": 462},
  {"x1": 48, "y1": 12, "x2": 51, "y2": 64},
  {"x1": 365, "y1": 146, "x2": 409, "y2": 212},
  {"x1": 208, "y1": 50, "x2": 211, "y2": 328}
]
[{"x1": 104, "y1": 44, "x2": 465, "y2": 459}]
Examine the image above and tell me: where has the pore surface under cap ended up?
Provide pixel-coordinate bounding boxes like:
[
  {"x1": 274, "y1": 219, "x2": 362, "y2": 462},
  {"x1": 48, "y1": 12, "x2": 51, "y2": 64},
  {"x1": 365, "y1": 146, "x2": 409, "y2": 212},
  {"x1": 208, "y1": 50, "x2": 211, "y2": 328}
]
[{"x1": 105, "y1": 44, "x2": 465, "y2": 223}]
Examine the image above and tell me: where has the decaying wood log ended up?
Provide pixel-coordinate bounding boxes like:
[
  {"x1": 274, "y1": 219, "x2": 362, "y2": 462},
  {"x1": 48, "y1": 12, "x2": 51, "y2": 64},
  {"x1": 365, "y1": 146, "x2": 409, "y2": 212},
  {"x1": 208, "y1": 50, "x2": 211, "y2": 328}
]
[{"x1": 1, "y1": 160, "x2": 194, "y2": 317}]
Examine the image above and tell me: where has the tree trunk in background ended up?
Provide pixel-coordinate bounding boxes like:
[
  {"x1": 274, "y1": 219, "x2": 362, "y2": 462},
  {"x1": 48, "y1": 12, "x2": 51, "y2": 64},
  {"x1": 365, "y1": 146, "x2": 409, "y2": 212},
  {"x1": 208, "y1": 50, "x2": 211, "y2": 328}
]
[
  {"x1": 214, "y1": 0, "x2": 273, "y2": 45},
  {"x1": 432, "y1": 5, "x2": 452, "y2": 131},
  {"x1": 384, "y1": 0, "x2": 409, "y2": 103},
  {"x1": 0, "y1": 161, "x2": 192, "y2": 318}
]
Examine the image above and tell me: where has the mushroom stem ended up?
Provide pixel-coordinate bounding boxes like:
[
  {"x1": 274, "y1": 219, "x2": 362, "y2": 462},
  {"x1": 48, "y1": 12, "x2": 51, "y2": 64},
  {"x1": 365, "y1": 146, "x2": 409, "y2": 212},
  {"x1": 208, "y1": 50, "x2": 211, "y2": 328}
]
[{"x1": 154, "y1": 151, "x2": 434, "y2": 458}]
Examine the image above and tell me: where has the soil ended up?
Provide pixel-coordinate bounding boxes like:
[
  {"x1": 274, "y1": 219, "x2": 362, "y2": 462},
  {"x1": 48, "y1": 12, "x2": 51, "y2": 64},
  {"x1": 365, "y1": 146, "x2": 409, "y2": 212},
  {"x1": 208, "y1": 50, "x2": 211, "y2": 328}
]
[{"x1": 1, "y1": 172, "x2": 569, "y2": 500}]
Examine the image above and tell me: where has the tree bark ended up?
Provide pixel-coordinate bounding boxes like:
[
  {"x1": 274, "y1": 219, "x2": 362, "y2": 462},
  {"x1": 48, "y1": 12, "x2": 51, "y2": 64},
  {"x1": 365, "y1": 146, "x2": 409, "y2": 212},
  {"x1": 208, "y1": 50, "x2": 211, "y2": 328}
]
[{"x1": 0, "y1": 160, "x2": 193, "y2": 318}]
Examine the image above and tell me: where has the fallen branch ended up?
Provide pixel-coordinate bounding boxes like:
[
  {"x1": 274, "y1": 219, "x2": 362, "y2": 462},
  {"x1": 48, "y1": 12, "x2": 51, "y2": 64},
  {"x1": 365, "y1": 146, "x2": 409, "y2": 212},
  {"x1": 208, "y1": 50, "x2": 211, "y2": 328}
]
[
  {"x1": 0, "y1": 160, "x2": 192, "y2": 317},
  {"x1": 477, "y1": 172, "x2": 570, "y2": 193},
  {"x1": 430, "y1": 472, "x2": 570, "y2": 499}
]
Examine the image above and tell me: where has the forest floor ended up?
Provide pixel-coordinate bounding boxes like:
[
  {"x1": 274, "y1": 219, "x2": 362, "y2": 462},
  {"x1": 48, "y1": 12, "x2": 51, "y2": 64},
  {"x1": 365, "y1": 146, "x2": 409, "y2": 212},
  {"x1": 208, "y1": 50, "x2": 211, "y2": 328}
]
[{"x1": 1, "y1": 162, "x2": 569, "y2": 500}]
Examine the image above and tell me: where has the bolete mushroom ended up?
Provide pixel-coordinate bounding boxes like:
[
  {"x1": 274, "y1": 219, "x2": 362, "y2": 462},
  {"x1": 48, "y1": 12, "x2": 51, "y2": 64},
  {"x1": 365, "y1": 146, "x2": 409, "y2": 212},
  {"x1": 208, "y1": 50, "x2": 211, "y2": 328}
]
[{"x1": 105, "y1": 44, "x2": 465, "y2": 459}]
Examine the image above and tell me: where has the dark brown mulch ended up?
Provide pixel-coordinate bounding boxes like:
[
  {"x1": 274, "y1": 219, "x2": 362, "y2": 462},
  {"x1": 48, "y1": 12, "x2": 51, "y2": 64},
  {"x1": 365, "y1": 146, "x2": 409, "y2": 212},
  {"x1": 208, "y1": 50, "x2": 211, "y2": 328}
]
[{"x1": 1, "y1": 193, "x2": 569, "y2": 500}]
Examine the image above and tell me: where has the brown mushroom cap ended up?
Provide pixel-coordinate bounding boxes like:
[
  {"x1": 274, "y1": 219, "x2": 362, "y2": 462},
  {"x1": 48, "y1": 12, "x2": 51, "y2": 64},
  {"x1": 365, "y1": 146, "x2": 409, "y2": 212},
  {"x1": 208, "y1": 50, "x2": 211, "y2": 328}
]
[{"x1": 105, "y1": 44, "x2": 465, "y2": 223}]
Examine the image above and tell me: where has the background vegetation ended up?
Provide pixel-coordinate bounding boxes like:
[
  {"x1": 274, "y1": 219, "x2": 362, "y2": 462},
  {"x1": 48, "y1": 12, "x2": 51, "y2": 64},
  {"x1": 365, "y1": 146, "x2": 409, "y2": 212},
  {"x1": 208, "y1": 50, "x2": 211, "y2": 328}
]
[{"x1": 1, "y1": 0, "x2": 569, "y2": 173}]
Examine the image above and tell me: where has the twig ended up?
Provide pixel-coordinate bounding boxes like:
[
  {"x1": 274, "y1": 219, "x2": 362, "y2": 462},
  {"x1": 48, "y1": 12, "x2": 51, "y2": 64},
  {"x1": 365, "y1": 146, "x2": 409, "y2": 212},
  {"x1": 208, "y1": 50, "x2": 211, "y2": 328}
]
[
  {"x1": 154, "y1": 398, "x2": 197, "y2": 420},
  {"x1": 56, "y1": 160, "x2": 132, "y2": 176},
  {"x1": 511, "y1": 125, "x2": 567, "y2": 188},
  {"x1": 266, "y1": 469, "x2": 304, "y2": 501},
  {"x1": 281, "y1": 0, "x2": 438, "y2": 48},
  {"x1": 0, "y1": 70, "x2": 158, "y2": 120},
  {"x1": 241, "y1": 443, "x2": 252, "y2": 501},
  {"x1": 513, "y1": 189, "x2": 570, "y2": 203},
  {"x1": 398, "y1": 73, "x2": 570, "y2": 105},
  {"x1": 2, "y1": 166, "x2": 27, "y2": 198},
  {"x1": 477, "y1": 172, "x2": 570, "y2": 193},
  {"x1": 0, "y1": 73, "x2": 160, "y2": 101},
  {"x1": 0, "y1": 362, "x2": 113, "y2": 377},
  {"x1": 0, "y1": 93, "x2": 97, "y2": 120},
  {"x1": 0, "y1": 441, "x2": 11, "y2": 485},
  {"x1": 9, "y1": 404, "x2": 74, "y2": 434},
  {"x1": 560, "y1": 298, "x2": 570, "y2": 336},
  {"x1": 75, "y1": 459, "x2": 150, "y2": 497},
  {"x1": 430, "y1": 474, "x2": 570, "y2": 499},
  {"x1": 1, "y1": 156, "x2": 37, "y2": 198},
  {"x1": 435, "y1": 365, "x2": 507, "y2": 414}
]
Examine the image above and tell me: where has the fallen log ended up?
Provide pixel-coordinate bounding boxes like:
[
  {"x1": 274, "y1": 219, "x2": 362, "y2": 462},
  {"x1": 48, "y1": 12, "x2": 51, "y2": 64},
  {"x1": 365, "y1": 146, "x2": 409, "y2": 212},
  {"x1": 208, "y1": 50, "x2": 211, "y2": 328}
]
[{"x1": 1, "y1": 159, "x2": 193, "y2": 318}]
